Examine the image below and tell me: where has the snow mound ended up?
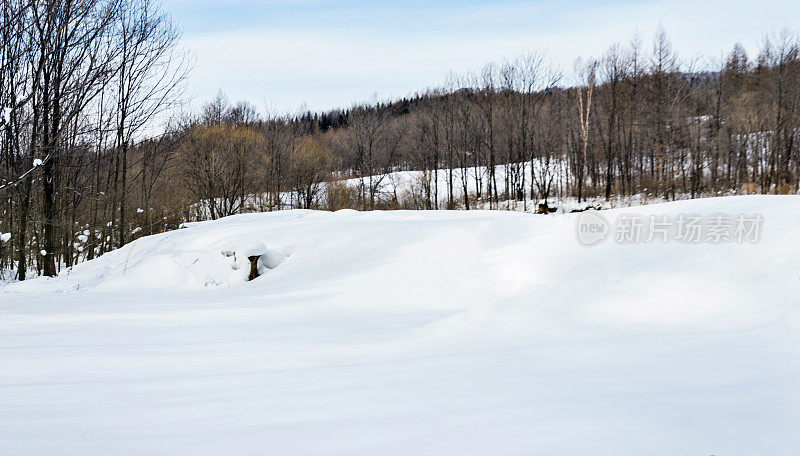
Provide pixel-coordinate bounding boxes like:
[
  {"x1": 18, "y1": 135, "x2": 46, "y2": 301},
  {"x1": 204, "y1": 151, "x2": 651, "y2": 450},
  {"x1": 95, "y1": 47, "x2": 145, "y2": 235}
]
[
  {"x1": 5, "y1": 196, "x2": 798, "y2": 329},
  {"x1": 7, "y1": 218, "x2": 291, "y2": 291}
]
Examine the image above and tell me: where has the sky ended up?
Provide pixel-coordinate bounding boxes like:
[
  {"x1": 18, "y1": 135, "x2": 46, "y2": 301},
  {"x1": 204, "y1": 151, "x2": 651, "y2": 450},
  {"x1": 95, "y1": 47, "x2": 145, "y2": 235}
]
[{"x1": 162, "y1": 0, "x2": 800, "y2": 115}]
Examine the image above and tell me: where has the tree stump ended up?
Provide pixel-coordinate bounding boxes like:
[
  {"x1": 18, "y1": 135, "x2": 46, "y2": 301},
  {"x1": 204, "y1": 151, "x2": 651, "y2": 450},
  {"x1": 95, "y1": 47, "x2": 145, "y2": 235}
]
[{"x1": 248, "y1": 255, "x2": 261, "y2": 281}]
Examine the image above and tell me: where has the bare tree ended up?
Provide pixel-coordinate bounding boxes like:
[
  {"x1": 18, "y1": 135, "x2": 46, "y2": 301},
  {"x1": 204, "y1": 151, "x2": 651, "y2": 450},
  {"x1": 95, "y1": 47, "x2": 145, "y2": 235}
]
[
  {"x1": 288, "y1": 137, "x2": 336, "y2": 209},
  {"x1": 575, "y1": 58, "x2": 597, "y2": 202}
]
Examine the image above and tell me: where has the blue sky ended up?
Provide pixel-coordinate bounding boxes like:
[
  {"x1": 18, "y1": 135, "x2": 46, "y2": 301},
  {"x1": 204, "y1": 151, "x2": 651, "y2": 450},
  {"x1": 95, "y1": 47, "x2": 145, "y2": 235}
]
[{"x1": 162, "y1": 0, "x2": 800, "y2": 114}]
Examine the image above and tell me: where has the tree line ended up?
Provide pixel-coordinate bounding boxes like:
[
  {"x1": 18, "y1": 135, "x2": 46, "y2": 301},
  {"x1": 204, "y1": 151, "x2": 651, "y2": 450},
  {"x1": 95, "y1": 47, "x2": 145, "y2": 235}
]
[
  {"x1": 2, "y1": 9, "x2": 799, "y2": 279},
  {"x1": 0, "y1": 0, "x2": 185, "y2": 279}
]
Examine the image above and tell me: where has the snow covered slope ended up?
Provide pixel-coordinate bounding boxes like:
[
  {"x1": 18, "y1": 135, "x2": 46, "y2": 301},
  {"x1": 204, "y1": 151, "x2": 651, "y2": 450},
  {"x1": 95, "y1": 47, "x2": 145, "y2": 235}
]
[{"x1": 2, "y1": 196, "x2": 799, "y2": 455}]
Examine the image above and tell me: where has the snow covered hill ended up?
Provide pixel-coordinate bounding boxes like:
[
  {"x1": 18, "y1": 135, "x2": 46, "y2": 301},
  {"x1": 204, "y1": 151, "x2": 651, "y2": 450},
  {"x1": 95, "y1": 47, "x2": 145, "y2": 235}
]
[{"x1": 2, "y1": 196, "x2": 799, "y2": 455}]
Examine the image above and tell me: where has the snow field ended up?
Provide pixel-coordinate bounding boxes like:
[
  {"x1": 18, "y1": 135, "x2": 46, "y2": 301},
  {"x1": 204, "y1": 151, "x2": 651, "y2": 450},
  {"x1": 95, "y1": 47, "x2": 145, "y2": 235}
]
[{"x1": 1, "y1": 195, "x2": 799, "y2": 455}]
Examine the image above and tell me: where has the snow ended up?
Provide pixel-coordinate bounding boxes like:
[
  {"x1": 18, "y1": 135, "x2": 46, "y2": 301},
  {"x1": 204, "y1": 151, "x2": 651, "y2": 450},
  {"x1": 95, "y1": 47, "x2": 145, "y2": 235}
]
[
  {"x1": 240, "y1": 240, "x2": 268, "y2": 258},
  {"x1": 258, "y1": 246, "x2": 286, "y2": 271},
  {"x1": 31, "y1": 158, "x2": 43, "y2": 168},
  {"x1": 0, "y1": 232, "x2": 10, "y2": 243},
  {"x1": 1, "y1": 195, "x2": 799, "y2": 455}
]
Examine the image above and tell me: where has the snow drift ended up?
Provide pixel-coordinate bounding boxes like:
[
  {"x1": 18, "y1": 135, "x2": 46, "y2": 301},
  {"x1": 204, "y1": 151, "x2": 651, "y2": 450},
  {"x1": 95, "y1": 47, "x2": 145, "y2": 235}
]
[{"x1": 1, "y1": 196, "x2": 799, "y2": 455}]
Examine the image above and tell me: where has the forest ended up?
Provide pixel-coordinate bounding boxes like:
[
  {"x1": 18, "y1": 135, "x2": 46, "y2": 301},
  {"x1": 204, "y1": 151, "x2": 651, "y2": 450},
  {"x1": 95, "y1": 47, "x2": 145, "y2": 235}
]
[{"x1": 2, "y1": 0, "x2": 800, "y2": 279}]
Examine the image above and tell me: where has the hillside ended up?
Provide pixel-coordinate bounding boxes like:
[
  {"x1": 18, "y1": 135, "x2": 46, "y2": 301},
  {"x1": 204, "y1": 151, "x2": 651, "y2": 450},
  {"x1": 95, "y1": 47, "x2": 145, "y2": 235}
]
[{"x1": 1, "y1": 196, "x2": 799, "y2": 455}]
